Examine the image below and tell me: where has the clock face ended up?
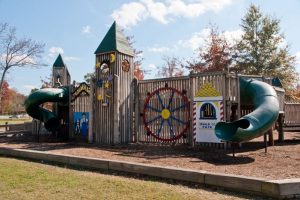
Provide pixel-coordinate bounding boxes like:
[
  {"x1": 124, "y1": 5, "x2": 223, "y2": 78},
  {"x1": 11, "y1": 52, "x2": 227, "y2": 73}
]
[{"x1": 122, "y1": 59, "x2": 130, "y2": 72}]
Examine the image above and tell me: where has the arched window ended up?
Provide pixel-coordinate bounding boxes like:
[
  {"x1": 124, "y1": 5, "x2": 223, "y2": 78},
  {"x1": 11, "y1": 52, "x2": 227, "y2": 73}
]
[{"x1": 200, "y1": 103, "x2": 216, "y2": 119}]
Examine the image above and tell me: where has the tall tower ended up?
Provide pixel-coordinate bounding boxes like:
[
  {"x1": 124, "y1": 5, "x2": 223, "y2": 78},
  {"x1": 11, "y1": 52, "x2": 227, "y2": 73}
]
[
  {"x1": 94, "y1": 21, "x2": 134, "y2": 144},
  {"x1": 51, "y1": 54, "x2": 71, "y2": 140},
  {"x1": 52, "y1": 54, "x2": 71, "y2": 87}
]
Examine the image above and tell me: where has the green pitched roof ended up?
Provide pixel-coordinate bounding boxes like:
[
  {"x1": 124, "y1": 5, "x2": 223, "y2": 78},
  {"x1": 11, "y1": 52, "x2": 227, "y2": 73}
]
[
  {"x1": 53, "y1": 54, "x2": 65, "y2": 68},
  {"x1": 94, "y1": 21, "x2": 134, "y2": 56}
]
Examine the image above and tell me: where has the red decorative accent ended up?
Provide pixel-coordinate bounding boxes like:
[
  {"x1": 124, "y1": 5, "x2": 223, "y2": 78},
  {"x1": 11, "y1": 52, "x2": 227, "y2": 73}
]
[
  {"x1": 143, "y1": 87, "x2": 190, "y2": 142},
  {"x1": 220, "y1": 101, "x2": 224, "y2": 121},
  {"x1": 193, "y1": 102, "x2": 197, "y2": 142}
]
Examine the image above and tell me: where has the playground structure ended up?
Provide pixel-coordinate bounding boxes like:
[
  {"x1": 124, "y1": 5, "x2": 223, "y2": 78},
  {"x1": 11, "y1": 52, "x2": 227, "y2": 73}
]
[{"x1": 25, "y1": 22, "x2": 285, "y2": 147}]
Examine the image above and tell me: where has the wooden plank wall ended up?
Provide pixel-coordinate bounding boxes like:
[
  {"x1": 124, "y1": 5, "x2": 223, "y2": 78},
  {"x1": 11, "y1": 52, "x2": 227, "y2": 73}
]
[
  {"x1": 191, "y1": 72, "x2": 229, "y2": 121},
  {"x1": 95, "y1": 53, "x2": 113, "y2": 144},
  {"x1": 136, "y1": 72, "x2": 239, "y2": 144},
  {"x1": 135, "y1": 72, "x2": 282, "y2": 145},
  {"x1": 94, "y1": 52, "x2": 134, "y2": 144},
  {"x1": 116, "y1": 53, "x2": 134, "y2": 144},
  {"x1": 137, "y1": 76, "x2": 190, "y2": 144},
  {"x1": 73, "y1": 94, "x2": 89, "y2": 113},
  {"x1": 284, "y1": 103, "x2": 300, "y2": 126},
  {"x1": 52, "y1": 67, "x2": 71, "y2": 86}
]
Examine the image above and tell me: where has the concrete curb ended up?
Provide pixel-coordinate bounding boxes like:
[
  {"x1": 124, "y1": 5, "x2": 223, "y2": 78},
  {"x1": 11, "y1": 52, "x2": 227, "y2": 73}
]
[{"x1": 0, "y1": 147, "x2": 299, "y2": 199}]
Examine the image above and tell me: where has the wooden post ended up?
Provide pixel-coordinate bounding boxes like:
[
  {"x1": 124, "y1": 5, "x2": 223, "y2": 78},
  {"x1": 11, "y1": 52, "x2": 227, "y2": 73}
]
[
  {"x1": 264, "y1": 133, "x2": 268, "y2": 153},
  {"x1": 223, "y1": 72, "x2": 228, "y2": 122},
  {"x1": 236, "y1": 74, "x2": 241, "y2": 119},
  {"x1": 68, "y1": 85, "x2": 72, "y2": 140},
  {"x1": 113, "y1": 74, "x2": 120, "y2": 145},
  {"x1": 268, "y1": 128, "x2": 274, "y2": 146},
  {"x1": 133, "y1": 78, "x2": 139, "y2": 143},
  {"x1": 88, "y1": 81, "x2": 94, "y2": 143},
  {"x1": 278, "y1": 112, "x2": 284, "y2": 142}
]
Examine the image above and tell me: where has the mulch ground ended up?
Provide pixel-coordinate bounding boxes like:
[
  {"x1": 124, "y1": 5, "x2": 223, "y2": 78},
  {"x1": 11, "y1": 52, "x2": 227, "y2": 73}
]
[{"x1": 0, "y1": 131, "x2": 299, "y2": 180}]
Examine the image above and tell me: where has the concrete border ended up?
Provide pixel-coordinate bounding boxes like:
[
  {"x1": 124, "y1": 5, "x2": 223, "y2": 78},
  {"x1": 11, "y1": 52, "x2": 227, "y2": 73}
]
[{"x1": 0, "y1": 147, "x2": 299, "y2": 199}]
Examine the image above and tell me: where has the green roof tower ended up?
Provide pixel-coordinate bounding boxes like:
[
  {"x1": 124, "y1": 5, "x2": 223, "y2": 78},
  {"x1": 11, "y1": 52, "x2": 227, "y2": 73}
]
[
  {"x1": 93, "y1": 21, "x2": 134, "y2": 145},
  {"x1": 94, "y1": 21, "x2": 134, "y2": 56},
  {"x1": 53, "y1": 54, "x2": 65, "y2": 68}
]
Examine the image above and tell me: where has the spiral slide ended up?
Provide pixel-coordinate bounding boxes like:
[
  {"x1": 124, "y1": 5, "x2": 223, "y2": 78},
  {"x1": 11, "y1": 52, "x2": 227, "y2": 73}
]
[
  {"x1": 215, "y1": 77, "x2": 279, "y2": 142},
  {"x1": 25, "y1": 87, "x2": 69, "y2": 132}
]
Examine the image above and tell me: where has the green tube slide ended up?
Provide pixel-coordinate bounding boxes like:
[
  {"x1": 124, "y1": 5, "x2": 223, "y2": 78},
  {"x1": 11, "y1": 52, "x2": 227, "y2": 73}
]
[
  {"x1": 215, "y1": 77, "x2": 279, "y2": 142},
  {"x1": 25, "y1": 87, "x2": 69, "y2": 132}
]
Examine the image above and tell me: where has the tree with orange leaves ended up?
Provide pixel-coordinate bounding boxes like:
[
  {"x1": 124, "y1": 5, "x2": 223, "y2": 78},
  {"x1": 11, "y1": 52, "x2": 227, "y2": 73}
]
[
  {"x1": 0, "y1": 80, "x2": 10, "y2": 113},
  {"x1": 0, "y1": 80, "x2": 26, "y2": 114},
  {"x1": 184, "y1": 25, "x2": 233, "y2": 73}
]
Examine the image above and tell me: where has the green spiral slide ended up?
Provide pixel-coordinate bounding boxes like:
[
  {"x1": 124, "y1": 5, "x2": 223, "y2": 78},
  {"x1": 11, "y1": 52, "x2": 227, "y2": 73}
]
[
  {"x1": 25, "y1": 87, "x2": 69, "y2": 132},
  {"x1": 215, "y1": 77, "x2": 279, "y2": 142}
]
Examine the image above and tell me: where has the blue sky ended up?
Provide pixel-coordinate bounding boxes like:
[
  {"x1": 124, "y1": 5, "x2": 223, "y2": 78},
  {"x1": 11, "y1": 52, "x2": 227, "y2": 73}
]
[{"x1": 1, "y1": 0, "x2": 300, "y2": 95}]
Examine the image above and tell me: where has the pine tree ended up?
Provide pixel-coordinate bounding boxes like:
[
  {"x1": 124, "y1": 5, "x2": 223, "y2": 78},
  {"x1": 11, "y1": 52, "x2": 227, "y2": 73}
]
[{"x1": 235, "y1": 4, "x2": 297, "y2": 89}]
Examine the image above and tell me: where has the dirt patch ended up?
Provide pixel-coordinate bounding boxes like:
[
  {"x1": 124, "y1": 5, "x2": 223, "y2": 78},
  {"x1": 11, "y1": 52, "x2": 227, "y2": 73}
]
[{"x1": 0, "y1": 131, "x2": 299, "y2": 180}]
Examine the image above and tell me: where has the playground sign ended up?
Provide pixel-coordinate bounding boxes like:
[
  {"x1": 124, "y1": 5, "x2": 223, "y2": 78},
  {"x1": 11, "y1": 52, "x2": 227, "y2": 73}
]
[
  {"x1": 74, "y1": 112, "x2": 89, "y2": 137},
  {"x1": 193, "y1": 83, "x2": 223, "y2": 143}
]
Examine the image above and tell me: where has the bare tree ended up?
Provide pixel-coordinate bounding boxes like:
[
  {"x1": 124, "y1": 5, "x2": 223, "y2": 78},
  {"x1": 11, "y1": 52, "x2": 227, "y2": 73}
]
[
  {"x1": 157, "y1": 56, "x2": 184, "y2": 78},
  {"x1": 0, "y1": 23, "x2": 45, "y2": 97}
]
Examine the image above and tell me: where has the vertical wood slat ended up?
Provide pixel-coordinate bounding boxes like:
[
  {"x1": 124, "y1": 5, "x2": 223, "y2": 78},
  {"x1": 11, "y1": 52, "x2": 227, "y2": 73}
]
[
  {"x1": 88, "y1": 82, "x2": 94, "y2": 143},
  {"x1": 136, "y1": 72, "x2": 249, "y2": 145},
  {"x1": 284, "y1": 103, "x2": 300, "y2": 126},
  {"x1": 113, "y1": 75, "x2": 120, "y2": 144},
  {"x1": 93, "y1": 52, "x2": 133, "y2": 145},
  {"x1": 137, "y1": 76, "x2": 190, "y2": 144}
]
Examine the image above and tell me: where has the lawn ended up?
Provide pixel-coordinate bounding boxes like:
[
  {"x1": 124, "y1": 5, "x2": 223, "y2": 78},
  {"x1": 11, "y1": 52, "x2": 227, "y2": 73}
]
[{"x1": 0, "y1": 157, "x2": 265, "y2": 200}]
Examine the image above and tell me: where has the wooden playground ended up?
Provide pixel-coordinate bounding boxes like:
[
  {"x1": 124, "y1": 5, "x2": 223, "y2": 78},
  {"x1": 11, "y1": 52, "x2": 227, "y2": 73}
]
[{"x1": 0, "y1": 21, "x2": 299, "y2": 199}]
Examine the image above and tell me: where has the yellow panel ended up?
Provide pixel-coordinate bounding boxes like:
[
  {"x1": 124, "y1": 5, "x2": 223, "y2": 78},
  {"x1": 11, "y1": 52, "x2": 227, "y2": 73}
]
[{"x1": 195, "y1": 83, "x2": 221, "y2": 97}]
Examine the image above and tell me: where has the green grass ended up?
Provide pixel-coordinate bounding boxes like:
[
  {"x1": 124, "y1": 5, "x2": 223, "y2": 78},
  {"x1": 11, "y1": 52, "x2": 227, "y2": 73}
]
[
  {"x1": 0, "y1": 157, "x2": 263, "y2": 200},
  {"x1": 0, "y1": 118, "x2": 32, "y2": 125}
]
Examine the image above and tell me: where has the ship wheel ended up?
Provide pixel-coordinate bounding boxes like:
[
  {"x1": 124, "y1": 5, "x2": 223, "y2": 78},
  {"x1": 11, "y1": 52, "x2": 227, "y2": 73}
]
[{"x1": 143, "y1": 86, "x2": 190, "y2": 141}]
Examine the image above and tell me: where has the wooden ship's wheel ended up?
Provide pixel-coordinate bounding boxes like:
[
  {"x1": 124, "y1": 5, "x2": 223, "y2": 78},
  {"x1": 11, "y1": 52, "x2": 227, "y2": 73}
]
[{"x1": 143, "y1": 86, "x2": 190, "y2": 141}]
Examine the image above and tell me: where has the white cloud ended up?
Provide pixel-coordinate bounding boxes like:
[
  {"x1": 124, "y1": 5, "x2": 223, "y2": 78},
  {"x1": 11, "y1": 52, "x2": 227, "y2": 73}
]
[
  {"x1": 24, "y1": 85, "x2": 37, "y2": 90},
  {"x1": 48, "y1": 47, "x2": 64, "y2": 58},
  {"x1": 47, "y1": 47, "x2": 79, "y2": 63},
  {"x1": 148, "y1": 46, "x2": 170, "y2": 53},
  {"x1": 142, "y1": 0, "x2": 168, "y2": 24},
  {"x1": 0, "y1": 54, "x2": 35, "y2": 64},
  {"x1": 81, "y1": 25, "x2": 92, "y2": 34},
  {"x1": 111, "y1": 2, "x2": 148, "y2": 28},
  {"x1": 278, "y1": 36, "x2": 287, "y2": 49},
  {"x1": 112, "y1": 0, "x2": 234, "y2": 28},
  {"x1": 178, "y1": 28, "x2": 210, "y2": 50},
  {"x1": 222, "y1": 29, "x2": 243, "y2": 45},
  {"x1": 179, "y1": 28, "x2": 242, "y2": 50},
  {"x1": 295, "y1": 52, "x2": 300, "y2": 65},
  {"x1": 148, "y1": 63, "x2": 157, "y2": 69},
  {"x1": 64, "y1": 56, "x2": 80, "y2": 62}
]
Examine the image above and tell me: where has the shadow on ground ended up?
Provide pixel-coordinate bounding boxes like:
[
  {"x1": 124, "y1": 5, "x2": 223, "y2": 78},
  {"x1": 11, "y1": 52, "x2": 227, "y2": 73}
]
[{"x1": 1, "y1": 132, "x2": 299, "y2": 166}]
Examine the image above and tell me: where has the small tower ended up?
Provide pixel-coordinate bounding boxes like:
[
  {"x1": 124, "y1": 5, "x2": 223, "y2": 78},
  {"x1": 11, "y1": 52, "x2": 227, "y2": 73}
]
[
  {"x1": 94, "y1": 21, "x2": 134, "y2": 144},
  {"x1": 51, "y1": 54, "x2": 71, "y2": 140},
  {"x1": 52, "y1": 54, "x2": 71, "y2": 87}
]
